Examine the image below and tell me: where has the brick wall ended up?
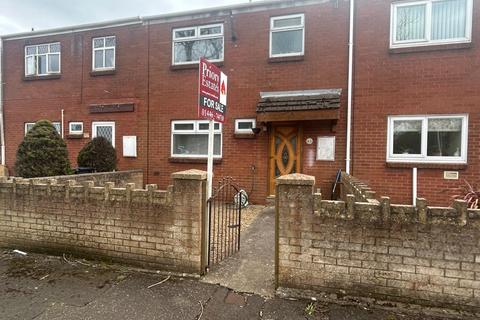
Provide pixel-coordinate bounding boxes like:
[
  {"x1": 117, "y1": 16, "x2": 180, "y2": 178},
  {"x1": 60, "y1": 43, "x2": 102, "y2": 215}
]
[
  {"x1": 352, "y1": 0, "x2": 480, "y2": 206},
  {"x1": 0, "y1": 169, "x2": 207, "y2": 275},
  {"x1": 29, "y1": 169, "x2": 144, "y2": 189},
  {"x1": 340, "y1": 172, "x2": 377, "y2": 203},
  {"x1": 276, "y1": 173, "x2": 480, "y2": 312}
]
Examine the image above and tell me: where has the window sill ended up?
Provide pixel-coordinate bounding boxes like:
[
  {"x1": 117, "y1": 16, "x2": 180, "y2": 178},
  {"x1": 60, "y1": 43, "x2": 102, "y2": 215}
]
[
  {"x1": 389, "y1": 42, "x2": 472, "y2": 54},
  {"x1": 386, "y1": 162, "x2": 467, "y2": 170},
  {"x1": 23, "y1": 74, "x2": 61, "y2": 81},
  {"x1": 66, "y1": 134, "x2": 84, "y2": 139},
  {"x1": 234, "y1": 133, "x2": 256, "y2": 139},
  {"x1": 170, "y1": 61, "x2": 224, "y2": 71},
  {"x1": 169, "y1": 157, "x2": 222, "y2": 164},
  {"x1": 268, "y1": 55, "x2": 304, "y2": 63},
  {"x1": 90, "y1": 69, "x2": 116, "y2": 77}
]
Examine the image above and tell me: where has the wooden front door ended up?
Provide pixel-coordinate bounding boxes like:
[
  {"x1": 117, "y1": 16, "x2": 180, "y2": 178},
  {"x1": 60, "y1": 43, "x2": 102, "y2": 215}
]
[{"x1": 269, "y1": 125, "x2": 302, "y2": 195}]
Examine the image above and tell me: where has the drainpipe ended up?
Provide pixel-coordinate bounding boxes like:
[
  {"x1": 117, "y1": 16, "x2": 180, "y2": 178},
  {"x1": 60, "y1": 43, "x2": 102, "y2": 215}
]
[
  {"x1": 0, "y1": 38, "x2": 5, "y2": 166},
  {"x1": 61, "y1": 109, "x2": 65, "y2": 139},
  {"x1": 412, "y1": 167, "x2": 418, "y2": 206},
  {"x1": 345, "y1": 0, "x2": 355, "y2": 174}
]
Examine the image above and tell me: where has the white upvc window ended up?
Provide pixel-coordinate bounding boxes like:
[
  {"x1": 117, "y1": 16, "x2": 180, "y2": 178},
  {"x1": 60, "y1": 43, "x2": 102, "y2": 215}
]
[
  {"x1": 235, "y1": 119, "x2": 256, "y2": 134},
  {"x1": 172, "y1": 24, "x2": 224, "y2": 65},
  {"x1": 390, "y1": 0, "x2": 473, "y2": 48},
  {"x1": 25, "y1": 121, "x2": 61, "y2": 135},
  {"x1": 69, "y1": 122, "x2": 84, "y2": 135},
  {"x1": 171, "y1": 120, "x2": 222, "y2": 158},
  {"x1": 387, "y1": 115, "x2": 468, "y2": 164},
  {"x1": 24, "y1": 122, "x2": 35, "y2": 135},
  {"x1": 25, "y1": 43, "x2": 61, "y2": 76},
  {"x1": 92, "y1": 121, "x2": 116, "y2": 147},
  {"x1": 270, "y1": 14, "x2": 305, "y2": 58},
  {"x1": 92, "y1": 36, "x2": 116, "y2": 71}
]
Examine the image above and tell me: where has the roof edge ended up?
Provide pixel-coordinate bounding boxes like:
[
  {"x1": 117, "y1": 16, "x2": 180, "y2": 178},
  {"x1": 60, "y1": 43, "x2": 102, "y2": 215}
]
[{"x1": 2, "y1": 0, "x2": 326, "y2": 41}]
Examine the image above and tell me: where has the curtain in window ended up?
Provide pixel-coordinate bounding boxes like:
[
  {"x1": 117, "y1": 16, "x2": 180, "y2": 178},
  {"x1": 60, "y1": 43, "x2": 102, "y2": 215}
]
[
  {"x1": 396, "y1": 4, "x2": 426, "y2": 41},
  {"x1": 428, "y1": 118, "x2": 462, "y2": 131},
  {"x1": 432, "y1": 0, "x2": 467, "y2": 40}
]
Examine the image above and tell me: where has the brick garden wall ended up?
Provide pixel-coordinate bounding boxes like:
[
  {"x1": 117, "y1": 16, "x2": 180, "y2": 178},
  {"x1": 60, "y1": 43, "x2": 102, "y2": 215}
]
[
  {"x1": 0, "y1": 169, "x2": 207, "y2": 275},
  {"x1": 30, "y1": 169, "x2": 144, "y2": 189},
  {"x1": 276, "y1": 173, "x2": 480, "y2": 312}
]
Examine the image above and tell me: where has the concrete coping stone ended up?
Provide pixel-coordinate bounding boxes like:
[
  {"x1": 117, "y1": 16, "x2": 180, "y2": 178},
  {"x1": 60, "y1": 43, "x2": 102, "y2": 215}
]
[
  {"x1": 276, "y1": 173, "x2": 315, "y2": 186},
  {"x1": 171, "y1": 169, "x2": 207, "y2": 181}
]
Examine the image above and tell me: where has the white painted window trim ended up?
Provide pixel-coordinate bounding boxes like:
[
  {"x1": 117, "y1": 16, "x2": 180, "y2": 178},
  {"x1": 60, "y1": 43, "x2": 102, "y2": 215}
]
[
  {"x1": 92, "y1": 36, "x2": 116, "y2": 71},
  {"x1": 24, "y1": 122, "x2": 35, "y2": 135},
  {"x1": 24, "y1": 42, "x2": 61, "y2": 76},
  {"x1": 390, "y1": 0, "x2": 473, "y2": 49},
  {"x1": 269, "y1": 13, "x2": 305, "y2": 58},
  {"x1": 235, "y1": 118, "x2": 256, "y2": 134},
  {"x1": 69, "y1": 122, "x2": 84, "y2": 135},
  {"x1": 92, "y1": 121, "x2": 116, "y2": 147},
  {"x1": 171, "y1": 120, "x2": 222, "y2": 158},
  {"x1": 171, "y1": 23, "x2": 224, "y2": 66},
  {"x1": 386, "y1": 114, "x2": 468, "y2": 164}
]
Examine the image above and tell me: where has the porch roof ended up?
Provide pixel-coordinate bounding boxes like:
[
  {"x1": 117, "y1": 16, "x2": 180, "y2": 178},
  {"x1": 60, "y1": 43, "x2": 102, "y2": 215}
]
[{"x1": 256, "y1": 89, "x2": 342, "y2": 122}]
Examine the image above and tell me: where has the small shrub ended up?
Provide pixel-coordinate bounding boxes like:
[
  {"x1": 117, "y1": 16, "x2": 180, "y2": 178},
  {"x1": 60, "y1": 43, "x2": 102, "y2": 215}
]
[
  {"x1": 453, "y1": 180, "x2": 480, "y2": 209},
  {"x1": 14, "y1": 120, "x2": 71, "y2": 178},
  {"x1": 77, "y1": 137, "x2": 117, "y2": 172}
]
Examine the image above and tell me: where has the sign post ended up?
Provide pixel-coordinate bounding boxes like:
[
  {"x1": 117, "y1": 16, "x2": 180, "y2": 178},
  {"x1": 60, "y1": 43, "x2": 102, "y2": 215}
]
[
  {"x1": 198, "y1": 57, "x2": 228, "y2": 199},
  {"x1": 198, "y1": 58, "x2": 227, "y2": 269}
]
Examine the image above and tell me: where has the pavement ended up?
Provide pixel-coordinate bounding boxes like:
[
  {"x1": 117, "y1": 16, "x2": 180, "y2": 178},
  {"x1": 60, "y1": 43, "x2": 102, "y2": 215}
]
[
  {"x1": 202, "y1": 207, "x2": 275, "y2": 297},
  {"x1": 0, "y1": 206, "x2": 478, "y2": 319}
]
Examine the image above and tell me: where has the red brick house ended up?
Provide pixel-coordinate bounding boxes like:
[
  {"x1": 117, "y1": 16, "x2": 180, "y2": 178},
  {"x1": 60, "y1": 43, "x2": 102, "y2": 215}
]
[{"x1": 0, "y1": 0, "x2": 477, "y2": 205}]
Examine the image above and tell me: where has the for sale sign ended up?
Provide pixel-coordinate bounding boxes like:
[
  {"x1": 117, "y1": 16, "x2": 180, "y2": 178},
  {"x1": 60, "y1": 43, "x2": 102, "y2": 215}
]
[{"x1": 198, "y1": 57, "x2": 228, "y2": 123}]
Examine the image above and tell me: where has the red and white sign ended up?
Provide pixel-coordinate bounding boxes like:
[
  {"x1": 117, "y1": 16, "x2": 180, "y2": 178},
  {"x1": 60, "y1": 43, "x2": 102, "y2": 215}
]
[{"x1": 198, "y1": 57, "x2": 228, "y2": 123}]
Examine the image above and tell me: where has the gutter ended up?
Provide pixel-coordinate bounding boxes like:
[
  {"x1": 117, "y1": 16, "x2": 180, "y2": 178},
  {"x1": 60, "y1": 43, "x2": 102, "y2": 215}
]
[
  {"x1": 345, "y1": 0, "x2": 355, "y2": 174},
  {"x1": 0, "y1": 37, "x2": 5, "y2": 166}
]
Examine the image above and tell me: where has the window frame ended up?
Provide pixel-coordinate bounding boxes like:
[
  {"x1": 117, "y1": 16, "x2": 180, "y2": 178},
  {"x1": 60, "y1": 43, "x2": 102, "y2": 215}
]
[
  {"x1": 386, "y1": 114, "x2": 468, "y2": 164},
  {"x1": 235, "y1": 119, "x2": 256, "y2": 134},
  {"x1": 171, "y1": 120, "x2": 223, "y2": 158},
  {"x1": 24, "y1": 122, "x2": 35, "y2": 136},
  {"x1": 24, "y1": 42, "x2": 61, "y2": 76},
  {"x1": 92, "y1": 36, "x2": 116, "y2": 71},
  {"x1": 171, "y1": 23, "x2": 224, "y2": 66},
  {"x1": 92, "y1": 121, "x2": 116, "y2": 147},
  {"x1": 69, "y1": 122, "x2": 84, "y2": 135},
  {"x1": 390, "y1": 0, "x2": 473, "y2": 49},
  {"x1": 269, "y1": 13, "x2": 305, "y2": 58}
]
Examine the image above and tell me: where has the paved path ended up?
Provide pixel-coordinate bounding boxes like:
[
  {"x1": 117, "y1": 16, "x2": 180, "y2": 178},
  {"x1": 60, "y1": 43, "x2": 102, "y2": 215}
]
[{"x1": 202, "y1": 207, "x2": 276, "y2": 297}]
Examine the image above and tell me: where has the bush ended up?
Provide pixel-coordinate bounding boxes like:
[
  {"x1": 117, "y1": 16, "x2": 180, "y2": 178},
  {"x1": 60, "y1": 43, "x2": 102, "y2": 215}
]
[
  {"x1": 14, "y1": 120, "x2": 71, "y2": 178},
  {"x1": 77, "y1": 137, "x2": 117, "y2": 172}
]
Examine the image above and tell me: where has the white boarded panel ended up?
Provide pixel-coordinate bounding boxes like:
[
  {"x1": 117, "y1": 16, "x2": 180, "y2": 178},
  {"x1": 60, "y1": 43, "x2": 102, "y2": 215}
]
[
  {"x1": 123, "y1": 136, "x2": 137, "y2": 157},
  {"x1": 317, "y1": 136, "x2": 335, "y2": 161}
]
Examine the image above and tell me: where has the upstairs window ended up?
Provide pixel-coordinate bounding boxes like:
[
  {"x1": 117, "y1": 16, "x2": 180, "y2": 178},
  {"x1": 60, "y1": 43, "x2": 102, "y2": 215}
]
[
  {"x1": 25, "y1": 43, "x2": 61, "y2": 76},
  {"x1": 92, "y1": 36, "x2": 116, "y2": 70},
  {"x1": 391, "y1": 0, "x2": 473, "y2": 48},
  {"x1": 171, "y1": 120, "x2": 222, "y2": 158},
  {"x1": 387, "y1": 115, "x2": 468, "y2": 164},
  {"x1": 172, "y1": 24, "x2": 224, "y2": 65},
  {"x1": 270, "y1": 14, "x2": 305, "y2": 57}
]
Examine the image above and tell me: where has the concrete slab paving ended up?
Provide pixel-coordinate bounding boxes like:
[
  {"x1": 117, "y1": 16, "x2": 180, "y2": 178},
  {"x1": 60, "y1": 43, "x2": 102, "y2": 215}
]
[{"x1": 202, "y1": 207, "x2": 276, "y2": 297}]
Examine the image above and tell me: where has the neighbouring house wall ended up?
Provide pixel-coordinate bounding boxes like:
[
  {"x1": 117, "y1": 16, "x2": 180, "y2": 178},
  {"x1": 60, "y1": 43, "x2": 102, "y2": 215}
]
[
  {"x1": 0, "y1": 169, "x2": 207, "y2": 275},
  {"x1": 276, "y1": 173, "x2": 480, "y2": 312},
  {"x1": 29, "y1": 169, "x2": 144, "y2": 189},
  {"x1": 353, "y1": 0, "x2": 480, "y2": 206}
]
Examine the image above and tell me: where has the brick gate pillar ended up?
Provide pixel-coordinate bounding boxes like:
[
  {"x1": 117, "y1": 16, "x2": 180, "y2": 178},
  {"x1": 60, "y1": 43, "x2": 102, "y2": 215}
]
[{"x1": 275, "y1": 173, "x2": 315, "y2": 288}]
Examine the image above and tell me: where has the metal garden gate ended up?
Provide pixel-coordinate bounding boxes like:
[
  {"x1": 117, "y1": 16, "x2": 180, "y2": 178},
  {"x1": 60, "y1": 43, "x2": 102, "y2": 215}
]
[{"x1": 207, "y1": 177, "x2": 244, "y2": 267}]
